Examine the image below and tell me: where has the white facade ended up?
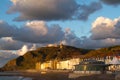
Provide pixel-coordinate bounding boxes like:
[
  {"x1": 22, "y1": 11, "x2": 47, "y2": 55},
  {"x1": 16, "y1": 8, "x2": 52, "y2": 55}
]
[
  {"x1": 41, "y1": 61, "x2": 53, "y2": 70},
  {"x1": 37, "y1": 56, "x2": 120, "y2": 71},
  {"x1": 39, "y1": 58, "x2": 80, "y2": 70},
  {"x1": 57, "y1": 58, "x2": 80, "y2": 70}
]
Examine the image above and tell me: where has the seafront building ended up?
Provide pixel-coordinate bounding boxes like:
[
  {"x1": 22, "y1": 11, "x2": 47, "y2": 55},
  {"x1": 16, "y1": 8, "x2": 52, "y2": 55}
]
[
  {"x1": 32, "y1": 44, "x2": 120, "y2": 73},
  {"x1": 36, "y1": 58, "x2": 80, "y2": 70},
  {"x1": 35, "y1": 55, "x2": 120, "y2": 72}
]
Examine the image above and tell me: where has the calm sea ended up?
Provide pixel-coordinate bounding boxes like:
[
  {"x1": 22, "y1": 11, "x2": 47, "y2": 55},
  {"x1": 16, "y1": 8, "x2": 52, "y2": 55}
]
[{"x1": 0, "y1": 76, "x2": 32, "y2": 80}]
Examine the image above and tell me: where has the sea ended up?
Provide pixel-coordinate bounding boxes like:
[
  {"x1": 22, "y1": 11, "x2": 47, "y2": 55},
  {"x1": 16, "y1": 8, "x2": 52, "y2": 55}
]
[{"x1": 0, "y1": 76, "x2": 32, "y2": 80}]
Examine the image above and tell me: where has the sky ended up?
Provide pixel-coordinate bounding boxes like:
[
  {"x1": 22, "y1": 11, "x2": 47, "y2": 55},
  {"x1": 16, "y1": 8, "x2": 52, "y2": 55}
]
[{"x1": 0, "y1": 0, "x2": 120, "y2": 50}]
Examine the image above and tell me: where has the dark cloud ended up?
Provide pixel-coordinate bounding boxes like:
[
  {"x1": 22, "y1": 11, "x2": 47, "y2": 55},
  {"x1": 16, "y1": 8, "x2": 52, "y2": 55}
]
[
  {"x1": 0, "y1": 20, "x2": 65, "y2": 44},
  {"x1": 77, "y1": 2, "x2": 102, "y2": 21},
  {"x1": 0, "y1": 21, "x2": 16, "y2": 37},
  {"x1": 7, "y1": 0, "x2": 102, "y2": 21},
  {"x1": 80, "y1": 37, "x2": 120, "y2": 49},
  {"x1": 13, "y1": 21, "x2": 65, "y2": 43},
  {"x1": 113, "y1": 20, "x2": 120, "y2": 35},
  {"x1": 8, "y1": 0, "x2": 78, "y2": 21},
  {"x1": 1, "y1": 18, "x2": 120, "y2": 49},
  {"x1": 101, "y1": 0, "x2": 120, "y2": 5},
  {"x1": 61, "y1": 28, "x2": 120, "y2": 49},
  {"x1": 62, "y1": 28, "x2": 81, "y2": 48}
]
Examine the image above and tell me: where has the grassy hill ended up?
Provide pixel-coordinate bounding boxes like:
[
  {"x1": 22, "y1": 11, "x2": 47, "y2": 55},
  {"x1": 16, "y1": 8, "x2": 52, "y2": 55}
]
[
  {"x1": 1, "y1": 45, "x2": 120, "y2": 71},
  {"x1": 84, "y1": 45, "x2": 120, "y2": 58},
  {"x1": 0, "y1": 45, "x2": 90, "y2": 70}
]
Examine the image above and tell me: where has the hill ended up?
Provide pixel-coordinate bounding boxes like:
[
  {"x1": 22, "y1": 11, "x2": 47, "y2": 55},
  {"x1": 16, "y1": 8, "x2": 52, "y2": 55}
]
[
  {"x1": 0, "y1": 45, "x2": 90, "y2": 70},
  {"x1": 1, "y1": 45, "x2": 120, "y2": 71},
  {"x1": 84, "y1": 45, "x2": 120, "y2": 58}
]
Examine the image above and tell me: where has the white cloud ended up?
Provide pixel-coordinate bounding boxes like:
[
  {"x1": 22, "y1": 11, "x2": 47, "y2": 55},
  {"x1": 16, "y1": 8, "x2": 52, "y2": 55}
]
[
  {"x1": 17, "y1": 45, "x2": 28, "y2": 55},
  {"x1": 91, "y1": 16, "x2": 120, "y2": 39},
  {"x1": 0, "y1": 37, "x2": 24, "y2": 50},
  {"x1": 25, "y1": 21, "x2": 48, "y2": 36},
  {"x1": 0, "y1": 37, "x2": 40, "y2": 50}
]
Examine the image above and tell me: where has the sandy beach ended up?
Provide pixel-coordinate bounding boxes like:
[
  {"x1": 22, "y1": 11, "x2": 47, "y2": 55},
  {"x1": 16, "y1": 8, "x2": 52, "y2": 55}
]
[{"x1": 0, "y1": 70, "x2": 115, "y2": 80}]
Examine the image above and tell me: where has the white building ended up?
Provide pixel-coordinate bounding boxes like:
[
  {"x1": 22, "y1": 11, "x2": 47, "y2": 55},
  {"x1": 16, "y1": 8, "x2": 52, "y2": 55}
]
[
  {"x1": 39, "y1": 58, "x2": 80, "y2": 70},
  {"x1": 36, "y1": 55, "x2": 120, "y2": 71},
  {"x1": 57, "y1": 58, "x2": 80, "y2": 70}
]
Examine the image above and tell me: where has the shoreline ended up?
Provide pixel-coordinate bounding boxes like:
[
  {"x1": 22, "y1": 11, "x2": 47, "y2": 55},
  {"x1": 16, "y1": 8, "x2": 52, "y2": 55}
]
[
  {"x1": 0, "y1": 70, "x2": 115, "y2": 80},
  {"x1": 0, "y1": 76, "x2": 32, "y2": 80}
]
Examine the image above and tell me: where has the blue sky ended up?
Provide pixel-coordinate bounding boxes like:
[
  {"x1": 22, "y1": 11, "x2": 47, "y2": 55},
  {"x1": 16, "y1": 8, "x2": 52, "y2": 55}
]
[
  {"x1": 0, "y1": 0, "x2": 120, "y2": 50},
  {"x1": 1, "y1": 0, "x2": 120, "y2": 37}
]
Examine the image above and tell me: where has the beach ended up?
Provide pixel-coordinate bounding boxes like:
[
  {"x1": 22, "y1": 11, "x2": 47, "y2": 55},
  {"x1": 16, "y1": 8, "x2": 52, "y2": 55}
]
[
  {"x1": 0, "y1": 70, "x2": 115, "y2": 80},
  {"x1": 0, "y1": 76, "x2": 32, "y2": 80}
]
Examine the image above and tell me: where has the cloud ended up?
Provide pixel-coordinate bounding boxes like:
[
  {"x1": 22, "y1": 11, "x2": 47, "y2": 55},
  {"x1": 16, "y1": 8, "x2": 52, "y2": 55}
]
[
  {"x1": 1, "y1": 20, "x2": 120, "y2": 50},
  {"x1": 101, "y1": 0, "x2": 120, "y2": 5},
  {"x1": 0, "y1": 20, "x2": 16, "y2": 37},
  {"x1": 7, "y1": 0, "x2": 102, "y2": 21},
  {"x1": 17, "y1": 45, "x2": 29, "y2": 55},
  {"x1": 113, "y1": 19, "x2": 120, "y2": 35},
  {"x1": 80, "y1": 37, "x2": 120, "y2": 49},
  {"x1": 91, "y1": 16, "x2": 120, "y2": 40},
  {"x1": 17, "y1": 44, "x2": 38, "y2": 55},
  {"x1": 60, "y1": 17, "x2": 120, "y2": 49},
  {"x1": 61, "y1": 28, "x2": 120, "y2": 49},
  {"x1": 0, "y1": 36, "x2": 43, "y2": 50},
  {"x1": 0, "y1": 37, "x2": 27, "y2": 50},
  {"x1": 62, "y1": 28, "x2": 81, "y2": 48},
  {"x1": 0, "y1": 50, "x2": 18, "y2": 67},
  {"x1": 0, "y1": 20, "x2": 65, "y2": 44},
  {"x1": 0, "y1": 44, "x2": 37, "y2": 67},
  {"x1": 8, "y1": 0, "x2": 78, "y2": 21},
  {"x1": 13, "y1": 21, "x2": 65, "y2": 43},
  {"x1": 77, "y1": 2, "x2": 102, "y2": 21},
  {"x1": 1, "y1": 17, "x2": 120, "y2": 49}
]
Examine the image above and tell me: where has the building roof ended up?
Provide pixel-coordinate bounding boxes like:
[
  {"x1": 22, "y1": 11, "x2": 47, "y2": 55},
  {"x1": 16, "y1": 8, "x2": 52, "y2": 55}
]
[{"x1": 75, "y1": 59, "x2": 109, "y2": 66}]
